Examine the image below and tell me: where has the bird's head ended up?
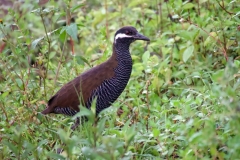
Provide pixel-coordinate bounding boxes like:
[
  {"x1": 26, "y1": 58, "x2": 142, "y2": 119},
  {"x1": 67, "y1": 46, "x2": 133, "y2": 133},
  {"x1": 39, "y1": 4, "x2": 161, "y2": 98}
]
[{"x1": 114, "y1": 26, "x2": 150, "y2": 44}]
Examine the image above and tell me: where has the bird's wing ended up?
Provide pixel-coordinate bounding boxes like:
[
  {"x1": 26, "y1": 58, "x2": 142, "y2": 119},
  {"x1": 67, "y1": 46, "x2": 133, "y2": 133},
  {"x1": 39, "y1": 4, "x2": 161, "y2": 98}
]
[{"x1": 43, "y1": 53, "x2": 118, "y2": 114}]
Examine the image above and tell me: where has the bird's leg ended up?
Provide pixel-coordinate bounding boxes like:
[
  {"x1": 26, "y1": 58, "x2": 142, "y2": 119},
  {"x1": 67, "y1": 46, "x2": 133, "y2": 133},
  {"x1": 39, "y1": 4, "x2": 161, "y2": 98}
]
[
  {"x1": 71, "y1": 117, "x2": 80, "y2": 130},
  {"x1": 117, "y1": 106, "x2": 124, "y2": 117},
  {"x1": 71, "y1": 116, "x2": 88, "y2": 130}
]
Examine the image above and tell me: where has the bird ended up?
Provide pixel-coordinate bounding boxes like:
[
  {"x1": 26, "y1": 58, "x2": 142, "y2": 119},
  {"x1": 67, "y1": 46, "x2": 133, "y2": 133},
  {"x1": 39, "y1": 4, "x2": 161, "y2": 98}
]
[{"x1": 41, "y1": 26, "x2": 150, "y2": 129}]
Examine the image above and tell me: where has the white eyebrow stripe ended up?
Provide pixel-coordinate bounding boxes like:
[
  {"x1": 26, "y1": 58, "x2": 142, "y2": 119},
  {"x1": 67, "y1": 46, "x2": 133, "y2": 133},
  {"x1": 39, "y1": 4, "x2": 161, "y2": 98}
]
[{"x1": 114, "y1": 33, "x2": 132, "y2": 43}]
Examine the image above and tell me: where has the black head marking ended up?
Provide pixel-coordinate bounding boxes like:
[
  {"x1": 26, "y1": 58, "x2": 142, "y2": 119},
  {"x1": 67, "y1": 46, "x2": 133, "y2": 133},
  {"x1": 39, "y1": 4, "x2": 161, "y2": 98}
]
[
  {"x1": 115, "y1": 26, "x2": 138, "y2": 37},
  {"x1": 114, "y1": 26, "x2": 150, "y2": 43}
]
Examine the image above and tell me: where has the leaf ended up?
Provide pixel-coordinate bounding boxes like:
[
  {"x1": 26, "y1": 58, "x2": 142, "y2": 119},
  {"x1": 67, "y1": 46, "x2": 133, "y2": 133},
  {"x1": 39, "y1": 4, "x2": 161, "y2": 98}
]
[
  {"x1": 178, "y1": 31, "x2": 192, "y2": 41},
  {"x1": 31, "y1": 7, "x2": 57, "y2": 16},
  {"x1": 233, "y1": 11, "x2": 240, "y2": 18},
  {"x1": 66, "y1": 23, "x2": 78, "y2": 41},
  {"x1": 75, "y1": 55, "x2": 91, "y2": 67},
  {"x1": 192, "y1": 29, "x2": 200, "y2": 41},
  {"x1": 204, "y1": 32, "x2": 217, "y2": 46},
  {"x1": 31, "y1": 8, "x2": 41, "y2": 16},
  {"x1": 189, "y1": 132, "x2": 202, "y2": 142},
  {"x1": 211, "y1": 69, "x2": 224, "y2": 83},
  {"x1": 183, "y1": 45, "x2": 194, "y2": 62},
  {"x1": 49, "y1": 52, "x2": 56, "y2": 59},
  {"x1": 2, "y1": 140, "x2": 18, "y2": 155},
  {"x1": 31, "y1": 37, "x2": 44, "y2": 49},
  {"x1": 129, "y1": 0, "x2": 148, "y2": 7},
  {"x1": 73, "y1": 105, "x2": 94, "y2": 122},
  {"x1": 142, "y1": 51, "x2": 150, "y2": 64},
  {"x1": 183, "y1": 3, "x2": 195, "y2": 10},
  {"x1": 172, "y1": 14, "x2": 179, "y2": 19},
  {"x1": 37, "y1": 139, "x2": 48, "y2": 147},
  {"x1": 97, "y1": 117, "x2": 106, "y2": 133},
  {"x1": 46, "y1": 153, "x2": 65, "y2": 160},
  {"x1": 1, "y1": 91, "x2": 9, "y2": 98},
  {"x1": 153, "y1": 128, "x2": 160, "y2": 137},
  {"x1": 15, "y1": 78, "x2": 23, "y2": 89},
  {"x1": 71, "y1": 3, "x2": 85, "y2": 13},
  {"x1": 42, "y1": 7, "x2": 58, "y2": 15},
  {"x1": 56, "y1": 26, "x2": 67, "y2": 42}
]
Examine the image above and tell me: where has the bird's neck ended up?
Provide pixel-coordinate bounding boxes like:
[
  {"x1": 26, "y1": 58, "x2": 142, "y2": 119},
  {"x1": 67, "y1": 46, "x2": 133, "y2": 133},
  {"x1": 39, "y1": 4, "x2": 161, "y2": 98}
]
[
  {"x1": 114, "y1": 42, "x2": 132, "y2": 64},
  {"x1": 110, "y1": 43, "x2": 132, "y2": 83}
]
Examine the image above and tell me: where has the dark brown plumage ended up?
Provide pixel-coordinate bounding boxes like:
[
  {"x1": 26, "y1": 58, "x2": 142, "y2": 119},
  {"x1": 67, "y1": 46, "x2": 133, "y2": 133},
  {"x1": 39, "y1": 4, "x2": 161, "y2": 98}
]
[
  {"x1": 42, "y1": 52, "x2": 118, "y2": 114},
  {"x1": 41, "y1": 26, "x2": 150, "y2": 129}
]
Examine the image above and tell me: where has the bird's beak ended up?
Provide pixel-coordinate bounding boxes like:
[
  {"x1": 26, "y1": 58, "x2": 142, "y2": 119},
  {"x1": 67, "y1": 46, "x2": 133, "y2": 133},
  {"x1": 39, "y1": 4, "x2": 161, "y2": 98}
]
[{"x1": 134, "y1": 33, "x2": 150, "y2": 41}]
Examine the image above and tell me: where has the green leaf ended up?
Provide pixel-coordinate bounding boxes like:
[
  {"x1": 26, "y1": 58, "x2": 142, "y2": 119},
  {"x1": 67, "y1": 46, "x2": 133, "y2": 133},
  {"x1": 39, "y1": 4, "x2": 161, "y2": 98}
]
[
  {"x1": 211, "y1": 69, "x2": 224, "y2": 83},
  {"x1": 233, "y1": 11, "x2": 240, "y2": 18},
  {"x1": 57, "y1": 26, "x2": 67, "y2": 42},
  {"x1": 204, "y1": 32, "x2": 217, "y2": 46},
  {"x1": 31, "y1": 8, "x2": 41, "y2": 16},
  {"x1": 71, "y1": 3, "x2": 85, "y2": 13},
  {"x1": 153, "y1": 128, "x2": 160, "y2": 137},
  {"x1": 1, "y1": 91, "x2": 9, "y2": 98},
  {"x1": 129, "y1": 0, "x2": 148, "y2": 7},
  {"x1": 66, "y1": 23, "x2": 78, "y2": 41},
  {"x1": 37, "y1": 139, "x2": 48, "y2": 147},
  {"x1": 47, "y1": 153, "x2": 65, "y2": 160},
  {"x1": 75, "y1": 55, "x2": 91, "y2": 67},
  {"x1": 183, "y1": 3, "x2": 195, "y2": 10},
  {"x1": 73, "y1": 105, "x2": 95, "y2": 122},
  {"x1": 142, "y1": 51, "x2": 150, "y2": 64},
  {"x1": 178, "y1": 31, "x2": 192, "y2": 41},
  {"x1": 183, "y1": 45, "x2": 194, "y2": 62},
  {"x1": 97, "y1": 117, "x2": 106, "y2": 133},
  {"x1": 2, "y1": 140, "x2": 18, "y2": 155},
  {"x1": 42, "y1": 7, "x2": 58, "y2": 15},
  {"x1": 49, "y1": 52, "x2": 56, "y2": 59},
  {"x1": 16, "y1": 78, "x2": 23, "y2": 89}
]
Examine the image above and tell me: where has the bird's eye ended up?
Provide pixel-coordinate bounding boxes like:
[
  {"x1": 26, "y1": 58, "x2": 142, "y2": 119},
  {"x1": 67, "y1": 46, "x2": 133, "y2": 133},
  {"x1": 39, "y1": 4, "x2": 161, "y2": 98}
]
[{"x1": 126, "y1": 31, "x2": 132, "y2": 35}]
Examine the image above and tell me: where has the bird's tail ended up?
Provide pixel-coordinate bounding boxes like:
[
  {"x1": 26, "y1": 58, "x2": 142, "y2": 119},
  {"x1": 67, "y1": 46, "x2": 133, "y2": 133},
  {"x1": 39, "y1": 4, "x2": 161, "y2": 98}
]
[{"x1": 41, "y1": 106, "x2": 52, "y2": 114}]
